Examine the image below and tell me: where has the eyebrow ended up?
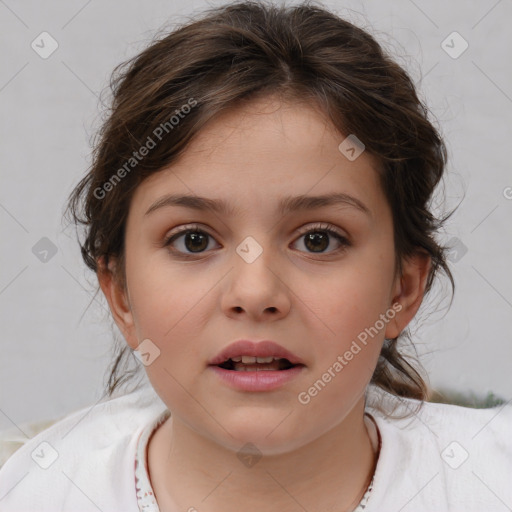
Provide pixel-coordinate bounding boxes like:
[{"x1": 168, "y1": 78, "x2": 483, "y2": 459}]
[{"x1": 144, "y1": 192, "x2": 371, "y2": 218}]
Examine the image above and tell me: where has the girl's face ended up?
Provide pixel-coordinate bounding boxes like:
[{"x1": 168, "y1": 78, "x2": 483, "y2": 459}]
[{"x1": 102, "y1": 95, "x2": 415, "y2": 454}]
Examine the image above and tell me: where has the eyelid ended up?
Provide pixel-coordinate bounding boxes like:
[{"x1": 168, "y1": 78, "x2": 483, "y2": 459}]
[
  {"x1": 294, "y1": 221, "x2": 348, "y2": 239},
  {"x1": 163, "y1": 222, "x2": 348, "y2": 243},
  {"x1": 163, "y1": 223, "x2": 214, "y2": 241}
]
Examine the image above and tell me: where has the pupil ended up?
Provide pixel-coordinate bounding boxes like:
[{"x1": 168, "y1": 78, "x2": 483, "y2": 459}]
[
  {"x1": 305, "y1": 232, "x2": 328, "y2": 252},
  {"x1": 185, "y1": 232, "x2": 208, "y2": 252}
]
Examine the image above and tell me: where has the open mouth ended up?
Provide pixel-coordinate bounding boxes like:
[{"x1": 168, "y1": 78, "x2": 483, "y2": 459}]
[{"x1": 216, "y1": 356, "x2": 299, "y2": 372}]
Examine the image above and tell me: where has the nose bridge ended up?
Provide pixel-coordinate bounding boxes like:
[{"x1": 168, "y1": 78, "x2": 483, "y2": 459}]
[
  {"x1": 223, "y1": 232, "x2": 290, "y2": 318},
  {"x1": 233, "y1": 233, "x2": 279, "y2": 286}
]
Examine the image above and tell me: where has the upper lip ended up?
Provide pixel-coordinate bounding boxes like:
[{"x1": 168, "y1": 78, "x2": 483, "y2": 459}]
[{"x1": 208, "y1": 340, "x2": 305, "y2": 366}]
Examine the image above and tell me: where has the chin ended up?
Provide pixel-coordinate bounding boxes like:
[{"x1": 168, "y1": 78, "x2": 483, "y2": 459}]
[{"x1": 208, "y1": 409, "x2": 313, "y2": 457}]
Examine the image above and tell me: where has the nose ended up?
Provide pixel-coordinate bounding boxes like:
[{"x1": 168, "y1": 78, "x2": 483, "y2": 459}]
[{"x1": 221, "y1": 241, "x2": 291, "y2": 322}]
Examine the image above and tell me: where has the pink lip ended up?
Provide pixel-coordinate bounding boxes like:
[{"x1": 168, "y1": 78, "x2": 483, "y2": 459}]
[
  {"x1": 208, "y1": 340, "x2": 304, "y2": 366},
  {"x1": 209, "y1": 365, "x2": 305, "y2": 391}
]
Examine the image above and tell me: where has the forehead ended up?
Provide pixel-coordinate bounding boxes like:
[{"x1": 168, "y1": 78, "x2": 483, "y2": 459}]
[
  {"x1": 183, "y1": 95, "x2": 375, "y2": 164},
  {"x1": 129, "y1": 95, "x2": 386, "y2": 220}
]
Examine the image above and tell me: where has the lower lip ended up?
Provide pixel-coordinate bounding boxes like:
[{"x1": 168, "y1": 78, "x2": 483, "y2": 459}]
[{"x1": 209, "y1": 365, "x2": 305, "y2": 391}]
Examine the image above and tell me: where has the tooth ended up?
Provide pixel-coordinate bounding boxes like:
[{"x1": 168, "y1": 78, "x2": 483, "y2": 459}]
[
  {"x1": 231, "y1": 356, "x2": 242, "y2": 362},
  {"x1": 241, "y1": 355, "x2": 257, "y2": 364},
  {"x1": 256, "y1": 356, "x2": 274, "y2": 363}
]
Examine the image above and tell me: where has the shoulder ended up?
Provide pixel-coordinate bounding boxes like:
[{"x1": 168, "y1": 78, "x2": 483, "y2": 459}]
[
  {"x1": 0, "y1": 384, "x2": 168, "y2": 511},
  {"x1": 369, "y1": 388, "x2": 512, "y2": 447},
  {"x1": 365, "y1": 387, "x2": 512, "y2": 511}
]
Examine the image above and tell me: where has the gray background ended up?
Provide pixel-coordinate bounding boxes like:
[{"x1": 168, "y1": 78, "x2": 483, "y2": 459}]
[{"x1": 1, "y1": 0, "x2": 511, "y2": 429}]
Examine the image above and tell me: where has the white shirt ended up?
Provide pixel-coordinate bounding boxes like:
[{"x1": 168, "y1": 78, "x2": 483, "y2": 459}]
[{"x1": 0, "y1": 383, "x2": 511, "y2": 511}]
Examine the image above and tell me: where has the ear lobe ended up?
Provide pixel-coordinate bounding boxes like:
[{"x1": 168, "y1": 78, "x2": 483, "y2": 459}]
[
  {"x1": 385, "y1": 251, "x2": 431, "y2": 340},
  {"x1": 97, "y1": 256, "x2": 138, "y2": 350}
]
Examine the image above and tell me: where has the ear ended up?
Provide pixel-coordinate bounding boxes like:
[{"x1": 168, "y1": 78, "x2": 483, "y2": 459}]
[
  {"x1": 97, "y1": 256, "x2": 138, "y2": 350},
  {"x1": 385, "y1": 251, "x2": 431, "y2": 339}
]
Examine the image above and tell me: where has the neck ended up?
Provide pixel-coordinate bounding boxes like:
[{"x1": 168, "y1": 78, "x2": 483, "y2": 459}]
[{"x1": 148, "y1": 398, "x2": 378, "y2": 512}]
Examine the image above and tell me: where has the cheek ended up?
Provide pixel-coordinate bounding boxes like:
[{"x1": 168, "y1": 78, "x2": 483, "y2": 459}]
[
  {"x1": 126, "y1": 249, "x2": 217, "y2": 358},
  {"x1": 303, "y1": 249, "x2": 395, "y2": 385},
  {"x1": 126, "y1": 260, "x2": 215, "y2": 411},
  {"x1": 294, "y1": 281, "x2": 385, "y2": 430},
  {"x1": 314, "y1": 259, "x2": 394, "y2": 337}
]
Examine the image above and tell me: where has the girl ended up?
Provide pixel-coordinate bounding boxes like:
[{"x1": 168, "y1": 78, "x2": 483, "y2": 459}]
[{"x1": 0, "y1": 1, "x2": 510, "y2": 511}]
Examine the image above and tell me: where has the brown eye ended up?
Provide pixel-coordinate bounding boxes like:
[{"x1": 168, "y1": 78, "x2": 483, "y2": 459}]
[
  {"x1": 182, "y1": 231, "x2": 209, "y2": 252},
  {"x1": 304, "y1": 231, "x2": 330, "y2": 252},
  {"x1": 292, "y1": 223, "x2": 350, "y2": 254},
  {"x1": 163, "y1": 226, "x2": 219, "y2": 255}
]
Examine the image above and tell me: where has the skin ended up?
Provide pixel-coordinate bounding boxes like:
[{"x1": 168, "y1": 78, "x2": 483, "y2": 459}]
[{"x1": 98, "y1": 94, "x2": 430, "y2": 512}]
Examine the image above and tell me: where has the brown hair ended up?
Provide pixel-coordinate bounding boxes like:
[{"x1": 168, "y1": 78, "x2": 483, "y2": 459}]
[{"x1": 65, "y1": 0, "x2": 455, "y2": 411}]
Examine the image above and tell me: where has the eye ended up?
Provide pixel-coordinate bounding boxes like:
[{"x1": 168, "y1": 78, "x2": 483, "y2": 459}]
[
  {"x1": 162, "y1": 222, "x2": 350, "y2": 258},
  {"x1": 292, "y1": 223, "x2": 350, "y2": 254},
  {"x1": 163, "y1": 224, "x2": 219, "y2": 256}
]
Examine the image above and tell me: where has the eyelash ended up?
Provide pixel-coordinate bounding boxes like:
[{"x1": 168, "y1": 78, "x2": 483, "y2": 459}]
[{"x1": 162, "y1": 222, "x2": 351, "y2": 258}]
